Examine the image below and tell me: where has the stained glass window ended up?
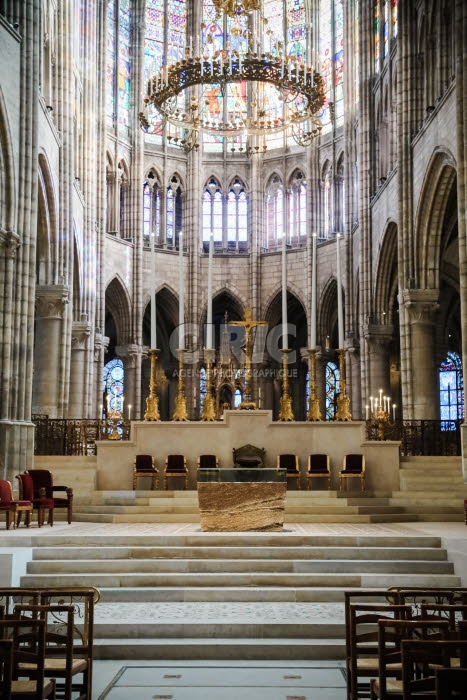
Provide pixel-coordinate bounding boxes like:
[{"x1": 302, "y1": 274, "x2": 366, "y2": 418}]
[
  {"x1": 145, "y1": 0, "x2": 165, "y2": 144},
  {"x1": 287, "y1": 0, "x2": 306, "y2": 59},
  {"x1": 392, "y1": 0, "x2": 398, "y2": 38},
  {"x1": 333, "y1": 0, "x2": 344, "y2": 128},
  {"x1": 305, "y1": 369, "x2": 310, "y2": 413},
  {"x1": 234, "y1": 388, "x2": 243, "y2": 407},
  {"x1": 227, "y1": 183, "x2": 248, "y2": 246},
  {"x1": 103, "y1": 358, "x2": 124, "y2": 412},
  {"x1": 383, "y1": 0, "x2": 389, "y2": 57},
  {"x1": 199, "y1": 367, "x2": 207, "y2": 416},
  {"x1": 319, "y1": 0, "x2": 333, "y2": 133},
  {"x1": 143, "y1": 179, "x2": 161, "y2": 245},
  {"x1": 166, "y1": 175, "x2": 182, "y2": 246},
  {"x1": 323, "y1": 169, "x2": 333, "y2": 237},
  {"x1": 203, "y1": 179, "x2": 248, "y2": 249},
  {"x1": 290, "y1": 172, "x2": 306, "y2": 243},
  {"x1": 325, "y1": 360, "x2": 340, "y2": 420},
  {"x1": 106, "y1": 0, "x2": 117, "y2": 125},
  {"x1": 374, "y1": 1, "x2": 380, "y2": 73},
  {"x1": 118, "y1": 0, "x2": 132, "y2": 133},
  {"x1": 265, "y1": 177, "x2": 284, "y2": 249},
  {"x1": 439, "y1": 351, "x2": 464, "y2": 431}
]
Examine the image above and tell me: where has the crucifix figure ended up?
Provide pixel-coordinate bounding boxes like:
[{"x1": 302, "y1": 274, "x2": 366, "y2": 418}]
[{"x1": 230, "y1": 306, "x2": 267, "y2": 409}]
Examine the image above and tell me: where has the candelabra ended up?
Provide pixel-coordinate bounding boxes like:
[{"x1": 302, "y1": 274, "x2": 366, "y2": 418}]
[
  {"x1": 173, "y1": 349, "x2": 189, "y2": 421},
  {"x1": 335, "y1": 348, "x2": 352, "y2": 421},
  {"x1": 367, "y1": 391, "x2": 396, "y2": 440},
  {"x1": 307, "y1": 348, "x2": 322, "y2": 421},
  {"x1": 144, "y1": 349, "x2": 161, "y2": 421},
  {"x1": 201, "y1": 349, "x2": 217, "y2": 421},
  {"x1": 278, "y1": 348, "x2": 294, "y2": 421}
]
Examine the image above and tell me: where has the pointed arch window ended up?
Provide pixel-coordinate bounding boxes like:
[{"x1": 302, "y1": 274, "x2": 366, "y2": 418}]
[
  {"x1": 323, "y1": 168, "x2": 333, "y2": 238},
  {"x1": 227, "y1": 180, "x2": 248, "y2": 250},
  {"x1": 143, "y1": 177, "x2": 161, "y2": 246},
  {"x1": 325, "y1": 360, "x2": 340, "y2": 420},
  {"x1": 290, "y1": 172, "x2": 307, "y2": 245},
  {"x1": 265, "y1": 176, "x2": 284, "y2": 250},
  {"x1": 103, "y1": 358, "x2": 124, "y2": 412},
  {"x1": 106, "y1": 0, "x2": 133, "y2": 134},
  {"x1": 439, "y1": 351, "x2": 464, "y2": 430},
  {"x1": 199, "y1": 367, "x2": 207, "y2": 416},
  {"x1": 375, "y1": 1, "x2": 398, "y2": 73},
  {"x1": 234, "y1": 388, "x2": 243, "y2": 408},
  {"x1": 202, "y1": 179, "x2": 249, "y2": 252},
  {"x1": 166, "y1": 176, "x2": 183, "y2": 248},
  {"x1": 319, "y1": 0, "x2": 344, "y2": 133}
]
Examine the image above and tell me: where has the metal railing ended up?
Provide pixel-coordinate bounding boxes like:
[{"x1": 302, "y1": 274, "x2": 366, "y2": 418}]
[
  {"x1": 32, "y1": 416, "x2": 130, "y2": 456},
  {"x1": 365, "y1": 419, "x2": 463, "y2": 456}
]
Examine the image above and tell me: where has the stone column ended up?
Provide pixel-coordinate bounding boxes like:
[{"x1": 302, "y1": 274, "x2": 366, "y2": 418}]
[
  {"x1": 115, "y1": 344, "x2": 143, "y2": 420},
  {"x1": 346, "y1": 341, "x2": 361, "y2": 419},
  {"x1": 402, "y1": 289, "x2": 439, "y2": 419},
  {"x1": 68, "y1": 317, "x2": 92, "y2": 418},
  {"x1": 94, "y1": 330, "x2": 109, "y2": 416},
  {"x1": 362, "y1": 323, "x2": 394, "y2": 400},
  {"x1": 33, "y1": 285, "x2": 69, "y2": 417}
]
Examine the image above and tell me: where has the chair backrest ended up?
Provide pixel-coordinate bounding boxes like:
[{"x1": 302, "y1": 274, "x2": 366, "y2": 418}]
[
  {"x1": 419, "y1": 603, "x2": 467, "y2": 633},
  {"x1": 402, "y1": 639, "x2": 467, "y2": 698},
  {"x1": 198, "y1": 455, "x2": 218, "y2": 469},
  {"x1": 232, "y1": 444, "x2": 265, "y2": 468},
  {"x1": 134, "y1": 455, "x2": 155, "y2": 472},
  {"x1": 435, "y1": 667, "x2": 467, "y2": 699},
  {"x1": 166, "y1": 455, "x2": 186, "y2": 471},
  {"x1": 308, "y1": 454, "x2": 329, "y2": 473},
  {"x1": 27, "y1": 470, "x2": 53, "y2": 498},
  {"x1": 343, "y1": 454, "x2": 364, "y2": 473},
  {"x1": 0, "y1": 617, "x2": 48, "y2": 700},
  {"x1": 0, "y1": 589, "x2": 41, "y2": 617},
  {"x1": 278, "y1": 454, "x2": 297, "y2": 471},
  {"x1": 0, "y1": 480, "x2": 13, "y2": 504},
  {"x1": 0, "y1": 639, "x2": 13, "y2": 696},
  {"x1": 16, "y1": 473, "x2": 35, "y2": 501}
]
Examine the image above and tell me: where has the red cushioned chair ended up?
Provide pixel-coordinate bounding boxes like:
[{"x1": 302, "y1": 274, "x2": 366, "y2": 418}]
[
  {"x1": 27, "y1": 469, "x2": 73, "y2": 524},
  {"x1": 16, "y1": 473, "x2": 54, "y2": 527},
  {"x1": 277, "y1": 454, "x2": 300, "y2": 489},
  {"x1": 164, "y1": 455, "x2": 188, "y2": 490},
  {"x1": 339, "y1": 454, "x2": 365, "y2": 491},
  {"x1": 133, "y1": 455, "x2": 158, "y2": 490},
  {"x1": 0, "y1": 479, "x2": 33, "y2": 530}
]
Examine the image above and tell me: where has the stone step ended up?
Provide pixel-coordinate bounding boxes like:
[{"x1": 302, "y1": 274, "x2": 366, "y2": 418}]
[
  {"x1": 93, "y1": 637, "x2": 346, "y2": 660},
  {"x1": 31, "y1": 545, "x2": 448, "y2": 561},
  {"x1": 25, "y1": 559, "x2": 453, "y2": 575}
]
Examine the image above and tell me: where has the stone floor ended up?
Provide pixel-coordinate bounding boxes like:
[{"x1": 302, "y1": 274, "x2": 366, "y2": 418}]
[{"x1": 93, "y1": 659, "x2": 347, "y2": 699}]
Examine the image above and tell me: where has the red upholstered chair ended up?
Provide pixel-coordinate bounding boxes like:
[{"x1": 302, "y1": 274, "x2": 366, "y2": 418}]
[
  {"x1": 0, "y1": 479, "x2": 33, "y2": 530},
  {"x1": 307, "y1": 454, "x2": 331, "y2": 490},
  {"x1": 133, "y1": 455, "x2": 158, "y2": 490},
  {"x1": 197, "y1": 455, "x2": 219, "y2": 469},
  {"x1": 277, "y1": 454, "x2": 300, "y2": 489},
  {"x1": 339, "y1": 454, "x2": 365, "y2": 491},
  {"x1": 16, "y1": 473, "x2": 54, "y2": 527},
  {"x1": 164, "y1": 455, "x2": 188, "y2": 490},
  {"x1": 27, "y1": 469, "x2": 73, "y2": 524}
]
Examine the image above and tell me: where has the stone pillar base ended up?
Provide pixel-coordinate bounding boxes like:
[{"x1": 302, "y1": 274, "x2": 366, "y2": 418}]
[{"x1": 0, "y1": 420, "x2": 35, "y2": 484}]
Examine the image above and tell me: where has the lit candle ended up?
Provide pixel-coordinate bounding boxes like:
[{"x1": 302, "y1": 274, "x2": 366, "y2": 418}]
[
  {"x1": 128, "y1": 404, "x2": 132, "y2": 421},
  {"x1": 370, "y1": 396, "x2": 374, "y2": 415},
  {"x1": 379, "y1": 388, "x2": 383, "y2": 408},
  {"x1": 206, "y1": 233, "x2": 214, "y2": 350},
  {"x1": 310, "y1": 232, "x2": 317, "y2": 349},
  {"x1": 365, "y1": 405, "x2": 369, "y2": 420},
  {"x1": 392, "y1": 404, "x2": 396, "y2": 421},
  {"x1": 336, "y1": 234, "x2": 344, "y2": 348},
  {"x1": 179, "y1": 231, "x2": 184, "y2": 350},
  {"x1": 282, "y1": 233, "x2": 288, "y2": 350}
]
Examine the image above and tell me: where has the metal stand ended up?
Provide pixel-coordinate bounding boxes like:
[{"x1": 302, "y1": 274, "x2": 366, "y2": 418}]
[
  {"x1": 335, "y1": 348, "x2": 352, "y2": 421},
  {"x1": 173, "y1": 349, "x2": 188, "y2": 421},
  {"x1": 201, "y1": 349, "x2": 216, "y2": 421},
  {"x1": 278, "y1": 348, "x2": 294, "y2": 421},
  {"x1": 144, "y1": 348, "x2": 161, "y2": 421},
  {"x1": 307, "y1": 348, "x2": 322, "y2": 421}
]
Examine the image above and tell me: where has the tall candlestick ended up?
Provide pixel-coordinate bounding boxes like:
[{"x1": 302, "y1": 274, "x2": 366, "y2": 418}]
[
  {"x1": 128, "y1": 404, "x2": 132, "y2": 421},
  {"x1": 150, "y1": 203, "x2": 157, "y2": 349},
  {"x1": 310, "y1": 232, "x2": 317, "y2": 349},
  {"x1": 282, "y1": 233, "x2": 288, "y2": 350},
  {"x1": 206, "y1": 234, "x2": 214, "y2": 349},
  {"x1": 365, "y1": 404, "x2": 369, "y2": 420},
  {"x1": 336, "y1": 234, "x2": 344, "y2": 348},
  {"x1": 392, "y1": 404, "x2": 396, "y2": 421},
  {"x1": 379, "y1": 388, "x2": 383, "y2": 408},
  {"x1": 179, "y1": 231, "x2": 184, "y2": 350}
]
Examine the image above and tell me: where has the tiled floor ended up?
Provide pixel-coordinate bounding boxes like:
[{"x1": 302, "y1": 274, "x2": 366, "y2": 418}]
[{"x1": 93, "y1": 660, "x2": 347, "y2": 700}]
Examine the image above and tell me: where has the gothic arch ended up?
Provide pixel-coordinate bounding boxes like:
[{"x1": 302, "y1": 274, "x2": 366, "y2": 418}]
[
  {"x1": 319, "y1": 276, "x2": 340, "y2": 349},
  {"x1": 374, "y1": 221, "x2": 398, "y2": 325},
  {"x1": 0, "y1": 86, "x2": 15, "y2": 231},
  {"x1": 105, "y1": 275, "x2": 132, "y2": 345},
  {"x1": 37, "y1": 152, "x2": 58, "y2": 285},
  {"x1": 415, "y1": 148, "x2": 457, "y2": 288}
]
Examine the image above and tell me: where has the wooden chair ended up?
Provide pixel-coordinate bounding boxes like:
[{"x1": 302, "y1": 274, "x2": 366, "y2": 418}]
[
  {"x1": 435, "y1": 667, "x2": 467, "y2": 699},
  {"x1": 27, "y1": 470, "x2": 73, "y2": 524},
  {"x1": 15, "y1": 474, "x2": 54, "y2": 527},
  {"x1": 133, "y1": 455, "x2": 158, "y2": 490},
  {"x1": 347, "y1": 603, "x2": 412, "y2": 700},
  {"x1": 0, "y1": 480, "x2": 33, "y2": 530},
  {"x1": 0, "y1": 618, "x2": 56, "y2": 699},
  {"x1": 339, "y1": 454, "x2": 365, "y2": 491},
  {"x1": 0, "y1": 590, "x2": 40, "y2": 618},
  {"x1": 14, "y1": 604, "x2": 88, "y2": 700},
  {"x1": 401, "y1": 639, "x2": 467, "y2": 699},
  {"x1": 307, "y1": 454, "x2": 331, "y2": 490},
  {"x1": 232, "y1": 444, "x2": 265, "y2": 468},
  {"x1": 369, "y1": 618, "x2": 451, "y2": 699},
  {"x1": 277, "y1": 454, "x2": 300, "y2": 489},
  {"x1": 419, "y1": 603, "x2": 467, "y2": 634},
  {"x1": 197, "y1": 455, "x2": 219, "y2": 469},
  {"x1": 164, "y1": 455, "x2": 188, "y2": 490}
]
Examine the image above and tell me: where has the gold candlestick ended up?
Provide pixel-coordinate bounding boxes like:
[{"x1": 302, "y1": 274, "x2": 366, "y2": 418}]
[
  {"x1": 278, "y1": 348, "x2": 294, "y2": 421},
  {"x1": 144, "y1": 348, "x2": 161, "y2": 421},
  {"x1": 335, "y1": 348, "x2": 352, "y2": 421},
  {"x1": 173, "y1": 349, "x2": 188, "y2": 421},
  {"x1": 201, "y1": 349, "x2": 216, "y2": 421},
  {"x1": 230, "y1": 307, "x2": 267, "y2": 410},
  {"x1": 307, "y1": 348, "x2": 322, "y2": 421}
]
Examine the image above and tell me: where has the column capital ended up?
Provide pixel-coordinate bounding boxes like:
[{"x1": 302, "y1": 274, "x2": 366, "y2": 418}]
[
  {"x1": 400, "y1": 289, "x2": 439, "y2": 324},
  {"x1": 72, "y1": 318, "x2": 92, "y2": 350},
  {"x1": 363, "y1": 323, "x2": 394, "y2": 349},
  {"x1": 0, "y1": 228, "x2": 20, "y2": 258},
  {"x1": 115, "y1": 344, "x2": 144, "y2": 368},
  {"x1": 35, "y1": 285, "x2": 69, "y2": 319},
  {"x1": 94, "y1": 332, "x2": 110, "y2": 361}
]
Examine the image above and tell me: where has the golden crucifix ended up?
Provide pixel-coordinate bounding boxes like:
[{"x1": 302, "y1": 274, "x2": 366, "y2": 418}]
[{"x1": 230, "y1": 306, "x2": 267, "y2": 410}]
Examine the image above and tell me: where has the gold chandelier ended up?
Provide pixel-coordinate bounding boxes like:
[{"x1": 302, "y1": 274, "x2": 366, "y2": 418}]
[{"x1": 139, "y1": 0, "x2": 329, "y2": 153}]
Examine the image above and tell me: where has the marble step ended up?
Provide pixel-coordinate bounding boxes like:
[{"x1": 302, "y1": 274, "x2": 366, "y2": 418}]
[
  {"x1": 92, "y1": 637, "x2": 346, "y2": 660},
  {"x1": 31, "y1": 545, "x2": 448, "y2": 561},
  {"x1": 26, "y1": 559, "x2": 453, "y2": 575}
]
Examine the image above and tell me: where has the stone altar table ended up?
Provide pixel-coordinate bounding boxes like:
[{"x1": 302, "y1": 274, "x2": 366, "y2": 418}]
[{"x1": 197, "y1": 468, "x2": 287, "y2": 531}]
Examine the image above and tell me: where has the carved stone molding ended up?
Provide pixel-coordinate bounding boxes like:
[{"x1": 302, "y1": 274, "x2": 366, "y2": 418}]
[
  {"x1": 35, "y1": 285, "x2": 69, "y2": 319},
  {"x1": 94, "y1": 332, "x2": 110, "y2": 361},
  {"x1": 71, "y1": 320, "x2": 92, "y2": 351},
  {"x1": 401, "y1": 289, "x2": 439, "y2": 325},
  {"x1": 0, "y1": 228, "x2": 20, "y2": 258},
  {"x1": 115, "y1": 344, "x2": 144, "y2": 369},
  {"x1": 363, "y1": 323, "x2": 394, "y2": 350}
]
